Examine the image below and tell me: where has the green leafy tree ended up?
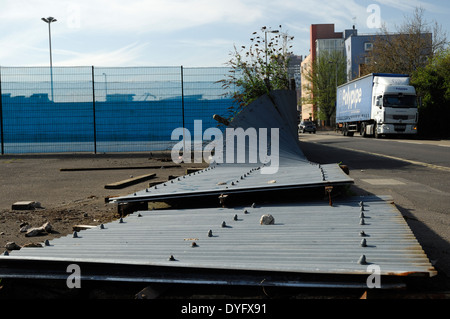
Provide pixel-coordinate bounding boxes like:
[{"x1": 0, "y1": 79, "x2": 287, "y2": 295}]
[
  {"x1": 219, "y1": 26, "x2": 295, "y2": 119},
  {"x1": 411, "y1": 48, "x2": 450, "y2": 137},
  {"x1": 302, "y1": 50, "x2": 346, "y2": 126}
]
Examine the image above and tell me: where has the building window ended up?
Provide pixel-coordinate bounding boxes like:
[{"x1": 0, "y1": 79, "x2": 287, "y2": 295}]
[{"x1": 364, "y1": 42, "x2": 373, "y2": 51}]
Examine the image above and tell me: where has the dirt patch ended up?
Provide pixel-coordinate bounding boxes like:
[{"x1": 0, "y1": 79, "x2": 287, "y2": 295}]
[
  {"x1": 0, "y1": 153, "x2": 207, "y2": 253},
  {"x1": 0, "y1": 196, "x2": 117, "y2": 250}
]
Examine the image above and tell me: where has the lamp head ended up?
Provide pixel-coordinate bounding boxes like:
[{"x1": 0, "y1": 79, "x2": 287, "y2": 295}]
[{"x1": 42, "y1": 17, "x2": 57, "y2": 23}]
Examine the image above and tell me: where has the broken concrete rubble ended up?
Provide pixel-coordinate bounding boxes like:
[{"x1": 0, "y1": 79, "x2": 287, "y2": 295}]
[
  {"x1": 24, "y1": 222, "x2": 53, "y2": 237},
  {"x1": 5, "y1": 242, "x2": 21, "y2": 250},
  {"x1": 260, "y1": 214, "x2": 275, "y2": 225},
  {"x1": 19, "y1": 223, "x2": 31, "y2": 233}
]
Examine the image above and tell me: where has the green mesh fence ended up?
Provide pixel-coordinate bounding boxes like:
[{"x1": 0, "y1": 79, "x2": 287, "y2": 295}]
[{"x1": 0, "y1": 66, "x2": 235, "y2": 154}]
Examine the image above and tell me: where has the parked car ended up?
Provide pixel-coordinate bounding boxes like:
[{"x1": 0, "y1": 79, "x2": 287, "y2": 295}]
[{"x1": 298, "y1": 121, "x2": 316, "y2": 134}]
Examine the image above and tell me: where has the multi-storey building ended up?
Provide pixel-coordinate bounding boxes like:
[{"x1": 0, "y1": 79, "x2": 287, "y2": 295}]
[
  {"x1": 300, "y1": 24, "x2": 343, "y2": 122},
  {"x1": 300, "y1": 23, "x2": 432, "y2": 122}
]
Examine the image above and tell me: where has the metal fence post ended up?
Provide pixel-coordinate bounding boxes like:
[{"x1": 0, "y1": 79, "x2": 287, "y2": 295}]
[
  {"x1": 92, "y1": 66, "x2": 97, "y2": 154},
  {"x1": 0, "y1": 67, "x2": 4, "y2": 155},
  {"x1": 181, "y1": 65, "x2": 185, "y2": 129},
  {"x1": 181, "y1": 65, "x2": 186, "y2": 151}
]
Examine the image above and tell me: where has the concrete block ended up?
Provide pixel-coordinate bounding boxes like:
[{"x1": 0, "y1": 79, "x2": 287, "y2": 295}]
[{"x1": 12, "y1": 201, "x2": 41, "y2": 210}]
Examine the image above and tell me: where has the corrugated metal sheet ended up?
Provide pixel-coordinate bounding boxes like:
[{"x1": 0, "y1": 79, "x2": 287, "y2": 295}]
[
  {"x1": 112, "y1": 90, "x2": 353, "y2": 204},
  {"x1": 0, "y1": 91, "x2": 436, "y2": 289},
  {"x1": 0, "y1": 196, "x2": 436, "y2": 284},
  {"x1": 111, "y1": 162, "x2": 352, "y2": 203}
]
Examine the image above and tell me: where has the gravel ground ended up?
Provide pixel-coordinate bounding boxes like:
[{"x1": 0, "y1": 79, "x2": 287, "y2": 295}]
[{"x1": 0, "y1": 152, "x2": 206, "y2": 252}]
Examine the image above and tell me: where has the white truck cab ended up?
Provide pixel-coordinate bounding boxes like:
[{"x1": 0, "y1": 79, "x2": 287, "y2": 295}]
[
  {"x1": 336, "y1": 73, "x2": 418, "y2": 138},
  {"x1": 370, "y1": 75, "x2": 418, "y2": 137}
]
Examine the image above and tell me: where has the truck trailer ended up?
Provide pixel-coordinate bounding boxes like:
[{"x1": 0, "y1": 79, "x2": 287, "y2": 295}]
[{"x1": 336, "y1": 73, "x2": 418, "y2": 138}]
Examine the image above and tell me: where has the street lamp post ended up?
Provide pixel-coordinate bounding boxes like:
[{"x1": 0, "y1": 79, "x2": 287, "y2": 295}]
[{"x1": 42, "y1": 17, "x2": 57, "y2": 101}]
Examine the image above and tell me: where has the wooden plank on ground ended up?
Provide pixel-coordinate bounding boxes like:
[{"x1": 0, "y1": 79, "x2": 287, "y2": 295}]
[
  {"x1": 104, "y1": 173, "x2": 156, "y2": 189},
  {"x1": 60, "y1": 165, "x2": 180, "y2": 171},
  {"x1": 186, "y1": 168, "x2": 203, "y2": 174}
]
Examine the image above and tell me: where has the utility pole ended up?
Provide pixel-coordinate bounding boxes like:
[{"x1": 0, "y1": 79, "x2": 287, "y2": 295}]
[{"x1": 41, "y1": 17, "x2": 57, "y2": 101}]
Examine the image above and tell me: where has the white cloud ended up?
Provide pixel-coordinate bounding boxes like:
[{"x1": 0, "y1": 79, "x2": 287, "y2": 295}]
[
  {"x1": 55, "y1": 42, "x2": 151, "y2": 67},
  {"x1": 267, "y1": 0, "x2": 386, "y2": 38},
  {"x1": 374, "y1": 0, "x2": 443, "y2": 13},
  {"x1": 0, "y1": 0, "x2": 266, "y2": 66},
  {"x1": 58, "y1": 0, "x2": 264, "y2": 34},
  {"x1": 0, "y1": 0, "x2": 448, "y2": 67},
  {"x1": 0, "y1": 28, "x2": 44, "y2": 65}
]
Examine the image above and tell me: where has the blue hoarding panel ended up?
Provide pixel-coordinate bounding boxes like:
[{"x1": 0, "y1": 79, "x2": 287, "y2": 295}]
[{"x1": 0, "y1": 66, "x2": 235, "y2": 154}]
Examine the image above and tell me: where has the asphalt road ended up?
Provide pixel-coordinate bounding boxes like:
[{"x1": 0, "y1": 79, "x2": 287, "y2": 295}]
[{"x1": 298, "y1": 131, "x2": 450, "y2": 286}]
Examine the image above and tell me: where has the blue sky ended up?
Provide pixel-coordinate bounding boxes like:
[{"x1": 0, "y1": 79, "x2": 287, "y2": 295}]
[{"x1": 1, "y1": 0, "x2": 449, "y2": 67}]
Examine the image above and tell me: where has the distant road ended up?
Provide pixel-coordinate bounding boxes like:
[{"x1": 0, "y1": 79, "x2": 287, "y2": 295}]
[
  {"x1": 298, "y1": 131, "x2": 450, "y2": 282},
  {"x1": 299, "y1": 131, "x2": 450, "y2": 171}
]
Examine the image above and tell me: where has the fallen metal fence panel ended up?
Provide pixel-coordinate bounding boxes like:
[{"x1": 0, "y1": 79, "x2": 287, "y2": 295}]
[
  {"x1": 0, "y1": 91, "x2": 436, "y2": 290},
  {"x1": 112, "y1": 90, "x2": 353, "y2": 204},
  {"x1": 0, "y1": 196, "x2": 436, "y2": 287}
]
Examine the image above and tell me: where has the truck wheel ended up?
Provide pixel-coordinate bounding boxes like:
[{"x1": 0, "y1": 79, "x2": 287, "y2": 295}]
[
  {"x1": 361, "y1": 123, "x2": 367, "y2": 137},
  {"x1": 374, "y1": 124, "x2": 380, "y2": 138}
]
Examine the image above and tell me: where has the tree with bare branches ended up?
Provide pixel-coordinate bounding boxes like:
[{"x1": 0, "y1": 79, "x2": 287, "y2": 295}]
[{"x1": 364, "y1": 7, "x2": 448, "y2": 76}]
